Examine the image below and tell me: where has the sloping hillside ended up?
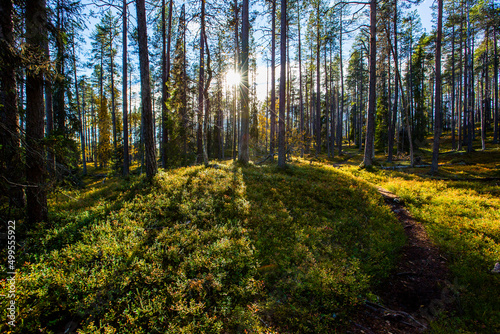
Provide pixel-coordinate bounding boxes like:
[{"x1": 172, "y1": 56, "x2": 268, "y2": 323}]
[{"x1": 1, "y1": 162, "x2": 405, "y2": 333}]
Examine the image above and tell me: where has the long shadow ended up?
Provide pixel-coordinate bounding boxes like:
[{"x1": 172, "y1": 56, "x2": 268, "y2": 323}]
[
  {"x1": 25, "y1": 176, "x2": 149, "y2": 259},
  {"x1": 238, "y1": 161, "x2": 407, "y2": 331}
]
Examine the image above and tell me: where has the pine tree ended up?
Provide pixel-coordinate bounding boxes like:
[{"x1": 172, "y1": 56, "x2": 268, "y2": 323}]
[
  {"x1": 0, "y1": 0, "x2": 25, "y2": 208},
  {"x1": 136, "y1": 0, "x2": 157, "y2": 178},
  {"x1": 26, "y1": 0, "x2": 48, "y2": 223}
]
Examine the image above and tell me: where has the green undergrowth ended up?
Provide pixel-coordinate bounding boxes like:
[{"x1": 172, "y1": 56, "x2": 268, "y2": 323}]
[
  {"x1": 0, "y1": 162, "x2": 404, "y2": 333},
  {"x1": 341, "y1": 163, "x2": 500, "y2": 333}
]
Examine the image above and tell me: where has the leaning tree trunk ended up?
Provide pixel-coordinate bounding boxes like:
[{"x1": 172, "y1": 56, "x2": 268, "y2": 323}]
[
  {"x1": 385, "y1": 22, "x2": 414, "y2": 167},
  {"x1": 25, "y1": 0, "x2": 48, "y2": 223},
  {"x1": 136, "y1": 0, "x2": 157, "y2": 178},
  {"x1": 238, "y1": 0, "x2": 250, "y2": 163},
  {"x1": 362, "y1": 0, "x2": 377, "y2": 167}
]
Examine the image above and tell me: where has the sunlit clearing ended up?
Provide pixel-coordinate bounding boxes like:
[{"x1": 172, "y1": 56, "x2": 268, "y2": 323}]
[{"x1": 226, "y1": 70, "x2": 241, "y2": 87}]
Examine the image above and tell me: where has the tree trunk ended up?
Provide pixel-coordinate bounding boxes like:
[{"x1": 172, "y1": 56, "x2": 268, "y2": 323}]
[
  {"x1": 110, "y1": 28, "x2": 117, "y2": 151},
  {"x1": 458, "y1": 11, "x2": 463, "y2": 150},
  {"x1": 325, "y1": 42, "x2": 330, "y2": 158},
  {"x1": 466, "y1": 3, "x2": 473, "y2": 153},
  {"x1": 197, "y1": 0, "x2": 206, "y2": 164},
  {"x1": 330, "y1": 46, "x2": 335, "y2": 157},
  {"x1": 73, "y1": 40, "x2": 86, "y2": 175},
  {"x1": 92, "y1": 91, "x2": 97, "y2": 168},
  {"x1": 493, "y1": 25, "x2": 499, "y2": 144},
  {"x1": 298, "y1": 4, "x2": 304, "y2": 157},
  {"x1": 202, "y1": 27, "x2": 212, "y2": 166},
  {"x1": 239, "y1": 0, "x2": 250, "y2": 163},
  {"x1": 362, "y1": 0, "x2": 377, "y2": 167},
  {"x1": 161, "y1": 0, "x2": 173, "y2": 168},
  {"x1": 54, "y1": 1, "x2": 65, "y2": 133},
  {"x1": 0, "y1": 0, "x2": 25, "y2": 207},
  {"x1": 270, "y1": 0, "x2": 276, "y2": 157},
  {"x1": 431, "y1": 0, "x2": 443, "y2": 174},
  {"x1": 481, "y1": 30, "x2": 488, "y2": 150},
  {"x1": 44, "y1": 37, "x2": 55, "y2": 176},
  {"x1": 387, "y1": 0, "x2": 398, "y2": 162},
  {"x1": 315, "y1": 3, "x2": 321, "y2": 157},
  {"x1": 136, "y1": 0, "x2": 157, "y2": 178},
  {"x1": 451, "y1": 21, "x2": 456, "y2": 150},
  {"x1": 338, "y1": 12, "x2": 344, "y2": 156},
  {"x1": 277, "y1": 0, "x2": 286, "y2": 168},
  {"x1": 123, "y1": 0, "x2": 129, "y2": 176},
  {"x1": 25, "y1": 0, "x2": 48, "y2": 223}
]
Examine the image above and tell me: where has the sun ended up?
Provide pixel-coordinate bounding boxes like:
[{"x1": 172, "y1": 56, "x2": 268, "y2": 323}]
[{"x1": 226, "y1": 70, "x2": 241, "y2": 87}]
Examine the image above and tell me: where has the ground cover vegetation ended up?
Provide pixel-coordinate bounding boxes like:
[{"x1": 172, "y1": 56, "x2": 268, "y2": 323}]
[
  {"x1": 337, "y1": 139, "x2": 500, "y2": 333},
  {"x1": 0, "y1": 162, "x2": 405, "y2": 333}
]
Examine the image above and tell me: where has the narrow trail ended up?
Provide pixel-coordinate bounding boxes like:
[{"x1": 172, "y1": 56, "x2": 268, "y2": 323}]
[{"x1": 350, "y1": 187, "x2": 452, "y2": 333}]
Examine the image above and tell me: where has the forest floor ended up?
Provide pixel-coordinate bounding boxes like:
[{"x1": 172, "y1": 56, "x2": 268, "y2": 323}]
[
  {"x1": 1, "y1": 135, "x2": 499, "y2": 333},
  {"x1": 319, "y1": 135, "x2": 500, "y2": 333},
  {"x1": 349, "y1": 186, "x2": 451, "y2": 333}
]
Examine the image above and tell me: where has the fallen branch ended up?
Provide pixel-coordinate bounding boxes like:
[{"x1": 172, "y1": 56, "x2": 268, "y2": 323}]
[
  {"x1": 364, "y1": 301, "x2": 427, "y2": 331},
  {"x1": 256, "y1": 153, "x2": 277, "y2": 165}
]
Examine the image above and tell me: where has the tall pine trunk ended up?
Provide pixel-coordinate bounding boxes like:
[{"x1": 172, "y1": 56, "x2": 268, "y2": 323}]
[
  {"x1": 239, "y1": 0, "x2": 250, "y2": 163},
  {"x1": 270, "y1": 0, "x2": 276, "y2": 157},
  {"x1": 161, "y1": 0, "x2": 173, "y2": 168},
  {"x1": 0, "y1": 0, "x2": 25, "y2": 207},
  {"x1": 338, "y1": 12, "x2": 344, "y2": 156},
  {"x1": 277, "y1": 0, "x2": 286, "y2": 168},
  {"x1": 493, "y1": 26, "x2": 498, "y2": 143},
  {"x1": 431, "y1": 0, "x2": 443, "y2": 173},
  {"x1": 44, "y1": 37, "x2": 55, "y2": 176},
  {"x1": 110, "y1": 28, "x2": 116, "y2": 151},
  {"x1": 315, "y1": 3, "x2": 321, "y2": 157},
  {"x1": 73, "y1": 40, "x2": 86, "y2": 175},
  {"x1": 298, "y1": 4, "x2": 304, "y2": 157},
  {"x1": 123, "y1": 0, "x2": 129, "y2": 176},
  {"x1": 197, "y1": 0, "x2": 205, "y2": 164},
  {"x1": 25, "y1": 0, "x2": 48, "y2": 223},
  {"x1": 136, "y1": 0, "x2": 157, "y2": 178},
  {"x1": 451, "y1": 22, "x2": 456, "y2": 150},
  {"x1": 54, "y1": 1, "x2": 65, "y2": 134},
  {"x1": 387, "y1": 0, "x2": 398, "y2": 163},
  {"x1": 362, "y1": 0, "x2": 377, "y2": 167}
]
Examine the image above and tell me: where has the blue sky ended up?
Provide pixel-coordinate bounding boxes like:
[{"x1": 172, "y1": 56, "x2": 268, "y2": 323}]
[
  {"x1": 417, "y1": 0, "x2": 435, "y2": 33},
  {"x1": 78, "y1": 0, "x2": 438, "y2": 104}
]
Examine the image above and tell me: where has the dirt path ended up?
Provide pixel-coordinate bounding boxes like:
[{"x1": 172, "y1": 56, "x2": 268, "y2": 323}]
[{"x1": 349, "y1": 187, "x2": 451, "y2": 333}]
